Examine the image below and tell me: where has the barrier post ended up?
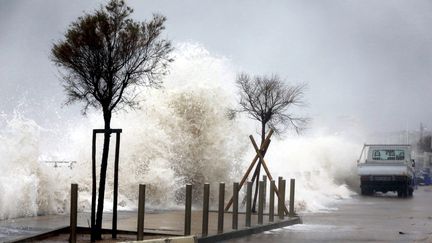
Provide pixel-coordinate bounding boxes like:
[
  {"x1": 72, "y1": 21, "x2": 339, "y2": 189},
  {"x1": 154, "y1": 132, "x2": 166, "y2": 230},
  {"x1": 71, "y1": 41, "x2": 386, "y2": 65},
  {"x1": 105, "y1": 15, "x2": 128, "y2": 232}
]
[
  {"x1": 246, "y1": 181, "x2": 252, "y2": 227},
  {"x1": 184, "y1": 184, "x2": 192, "y2": 235},
  {"x1": 289, "y1": 179, "x2": 295, "y2": 217},
  {"x1": 279, "y1": 179, "x2": 286, "y2": 220},
  {"x1": 269, "y1": 180, "x2": 275, "y2": 222},
  {"x1": 70, "y1": 184, "x2": 78, "y2": 243},
  {"x1": 232, "y1": 182, "x2": 239, "y2": 230},
  {"x1": 218, "y1": 183, "x2": 225, "y2": 234},
  {"x1": 202, "y1": 183, "x2": 210, "y2": 237},
  {"x1": 137, "y1": 184, "x2": 146, "y2": 240},
  {"x1": 258, "y1": 181, "x2": 264, "y2": 224}
]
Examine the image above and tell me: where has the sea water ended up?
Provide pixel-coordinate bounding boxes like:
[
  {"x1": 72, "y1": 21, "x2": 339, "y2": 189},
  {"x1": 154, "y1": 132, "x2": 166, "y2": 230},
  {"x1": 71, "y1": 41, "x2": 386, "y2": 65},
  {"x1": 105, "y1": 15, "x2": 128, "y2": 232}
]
[{"x1": 0, "y1": 43, "x2": 361, "y2": 220}]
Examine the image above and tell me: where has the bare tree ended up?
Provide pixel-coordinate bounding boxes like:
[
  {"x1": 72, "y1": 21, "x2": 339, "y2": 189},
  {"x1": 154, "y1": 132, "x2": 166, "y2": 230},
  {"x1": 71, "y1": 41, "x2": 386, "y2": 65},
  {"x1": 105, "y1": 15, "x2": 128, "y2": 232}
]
[
  {"x1": 418, "y1": 135, "x2": 432, "y2": 153},
  {"x1": 51, "y1": 0, "x2": 172, "y2": 240},
  {"x1": 233, "y1": 73, "x2": 308, "y2": 211},
  {"x1": 236, "y1": 73, "x2": 307, "y2": 142}
]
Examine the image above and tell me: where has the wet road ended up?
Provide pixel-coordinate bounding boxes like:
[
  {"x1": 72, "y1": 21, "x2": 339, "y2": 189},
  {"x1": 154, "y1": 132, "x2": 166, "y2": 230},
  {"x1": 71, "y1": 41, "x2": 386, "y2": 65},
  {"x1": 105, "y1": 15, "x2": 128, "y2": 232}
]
[{"x1": 223, "y1": 186, "x2": 432, "y2": 243}]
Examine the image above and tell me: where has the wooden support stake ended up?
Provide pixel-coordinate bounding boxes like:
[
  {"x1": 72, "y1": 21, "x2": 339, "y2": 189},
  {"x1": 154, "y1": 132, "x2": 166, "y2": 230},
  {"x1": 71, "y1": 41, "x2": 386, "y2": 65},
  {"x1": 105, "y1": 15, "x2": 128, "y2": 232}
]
[
  {"x1": 185, "y1": 184, "x2": 192, "y2": 236},
  {"x1": 218, "y1": 183, "x2": 225, "y2": 234},
  {"x1": 262, "y1": 175, "x2": 267, "y2": 210},
  {"x1": 245, "y1": 181, "x2": 252, "y2": 227},
  {"x1": 90, "y1": 129, "x2": 122, "y2": 241},
  {"x1": 289, "y1": 179, "x2": 295, "y2": 217},
  {"x1": 224, "y1": 130, "x2": 274, "y2": 212},
  {"x1": 251, "y1": 163, "x2": 261, "y2": 213},
  {"x1": 269, "y1": 180, "x2": 275, "y2": 222},
  {"x1": 251, "y1": 138, "x2": 272, "y2": 213},
  {"x1": 137, "y1": 184, "x2": 145, "y2": 240},
  {"x1": 70, "y1": 184, "x2": 78, "y2": 243},
  {"x1": 91, "y1": 131, "x2": 96, "y2": 242},
  {"x1": 258, "y1": 181, "x2": 264, "y2": 225},
  {"x1": 202, "y1": 183, "x2": 210, "y2": 237},
  {"x1": 250, "y1": 136, "x2": 289, "y2": 215},
  {"x1": 278, "y1": 177, "x2": 283, "y2": 219},
  {"x1": 112, "y1": 132, "x2": 121, "y2": 239},
  {"x1": 232, "y1": 182, "x2": 239, "y2": 230}
]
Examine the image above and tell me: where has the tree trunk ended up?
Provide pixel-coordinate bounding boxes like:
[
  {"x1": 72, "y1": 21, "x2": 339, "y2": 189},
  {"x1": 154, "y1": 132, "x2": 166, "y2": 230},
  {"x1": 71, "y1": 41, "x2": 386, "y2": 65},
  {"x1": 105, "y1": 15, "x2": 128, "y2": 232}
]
[
  {"x1": 252, "y1": 122, "x2": 267, "y2": 212},
  {"x1": 261, "y1": 121, "x2": 266, "y2": 147},
  {"x1": 94, "y1": 109, "x2": 112, "y2": 240}
]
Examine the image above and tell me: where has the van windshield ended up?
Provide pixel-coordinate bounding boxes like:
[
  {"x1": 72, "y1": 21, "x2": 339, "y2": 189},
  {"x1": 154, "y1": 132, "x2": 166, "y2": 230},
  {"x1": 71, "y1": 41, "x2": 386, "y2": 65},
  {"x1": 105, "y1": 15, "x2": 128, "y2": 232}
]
[{"x1": 371, "y1": 149, "x2": 405, "y2": 161}]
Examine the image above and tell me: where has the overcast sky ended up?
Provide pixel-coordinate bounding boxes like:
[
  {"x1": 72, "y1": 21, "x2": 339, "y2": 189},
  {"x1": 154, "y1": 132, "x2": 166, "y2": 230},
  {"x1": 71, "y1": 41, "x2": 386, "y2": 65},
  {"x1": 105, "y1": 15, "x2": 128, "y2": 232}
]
[{"x1": 1, "y1": 0, "x2": 431, "y2": 134}]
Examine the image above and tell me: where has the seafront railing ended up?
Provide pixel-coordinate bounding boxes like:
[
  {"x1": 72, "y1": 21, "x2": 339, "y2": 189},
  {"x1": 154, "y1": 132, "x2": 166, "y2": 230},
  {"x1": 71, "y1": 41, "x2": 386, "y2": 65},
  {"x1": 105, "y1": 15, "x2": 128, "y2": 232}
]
[{"x1": 67, "y1": 176, "x2": 297, "y2": 243}]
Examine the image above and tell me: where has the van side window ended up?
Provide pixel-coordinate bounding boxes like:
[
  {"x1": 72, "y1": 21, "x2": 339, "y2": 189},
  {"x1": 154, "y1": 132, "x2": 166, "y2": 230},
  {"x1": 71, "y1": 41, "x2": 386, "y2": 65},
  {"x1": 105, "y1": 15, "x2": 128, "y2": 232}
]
[
  {"x1": 396, "y1": 151, "x2": 405, "y2": 160},
  {"x1": 371, "y1": 149, "x2": 405, "y2": 160},
  {"x1": 373, "y1": 151, "x2": 381, "y2": 160},
  {"x1": 387, "y1": 150, "x2": 395, "y2": 160}
]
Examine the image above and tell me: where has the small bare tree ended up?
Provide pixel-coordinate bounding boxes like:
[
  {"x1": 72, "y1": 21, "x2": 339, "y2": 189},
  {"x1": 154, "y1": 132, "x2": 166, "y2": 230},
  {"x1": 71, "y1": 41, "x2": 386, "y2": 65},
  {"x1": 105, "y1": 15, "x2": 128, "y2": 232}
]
[
  {"x1": 234, "y1": 73, "x2": 308, "y2": 210},
  {"x1": 51, "y1": 0, "x2": 172, "y2": 240},
  {"x1": 236, "y1": 73, "x2": 307, "y2": 142}
]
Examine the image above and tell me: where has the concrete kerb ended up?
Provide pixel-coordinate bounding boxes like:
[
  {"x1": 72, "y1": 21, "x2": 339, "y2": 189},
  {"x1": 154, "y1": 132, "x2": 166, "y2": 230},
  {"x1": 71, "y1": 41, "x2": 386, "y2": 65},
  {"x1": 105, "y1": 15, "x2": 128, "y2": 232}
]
[
  {"x1": 118, "y1": 216, "x2": 302, "y2": 243},
  {"x1": 121, "y1": 235, "x2": 198, "y2": 243},
  {"x1": 5, "y1": 216, "x2": 301, "y2": 243},
  {"x1": 6, "y1": 227, "x2": 181, "y2": 243},
  {"x1": 197, "y1": 216, "x2": 301, "y2": 243},
  {"x1": 5, "y1": 226, "x2": 70, "y2": 243}
]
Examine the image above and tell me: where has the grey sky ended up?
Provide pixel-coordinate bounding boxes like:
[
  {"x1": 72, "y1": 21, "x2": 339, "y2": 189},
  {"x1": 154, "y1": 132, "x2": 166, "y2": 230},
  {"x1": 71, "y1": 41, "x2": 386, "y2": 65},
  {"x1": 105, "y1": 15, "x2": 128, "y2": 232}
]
[{"x1": 0, "y1": 0, "x2": 431, "y2": 133}]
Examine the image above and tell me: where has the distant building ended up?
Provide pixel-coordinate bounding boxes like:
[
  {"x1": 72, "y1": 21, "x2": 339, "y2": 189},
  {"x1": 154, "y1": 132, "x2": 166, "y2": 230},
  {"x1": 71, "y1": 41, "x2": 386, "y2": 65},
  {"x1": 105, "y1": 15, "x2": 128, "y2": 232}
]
[
  {"x1": 41, "y1": 160, "x2": 76, "y2": 169},
  {"x1": 367, "y1": 130, "x2": 425, "y2": 145}
]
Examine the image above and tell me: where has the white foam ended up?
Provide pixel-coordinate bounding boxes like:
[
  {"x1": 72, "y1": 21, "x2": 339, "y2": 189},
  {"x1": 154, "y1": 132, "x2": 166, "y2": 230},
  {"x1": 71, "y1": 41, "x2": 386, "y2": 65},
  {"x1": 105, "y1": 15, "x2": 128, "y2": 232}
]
[
  {"x1": 0, "y1": 43, "x2": 360, "y2": 219},
  {"x1": 283, "y1": 224, "x2": 354, "y2": 232}
]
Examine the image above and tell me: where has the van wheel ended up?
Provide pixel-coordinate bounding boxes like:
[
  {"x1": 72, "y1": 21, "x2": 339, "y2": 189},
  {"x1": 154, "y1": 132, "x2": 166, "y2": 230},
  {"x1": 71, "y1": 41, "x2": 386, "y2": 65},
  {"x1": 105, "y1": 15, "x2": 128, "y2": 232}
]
[
  {"x1": 398, "y1": 187, "x2": 409, "y2": 198},
  {"x1": 408, "y1": 188, "x2": 413, "y2": 197},
  {"x1": 361, "y1": 188, "x2": 372, "y2": 195}
]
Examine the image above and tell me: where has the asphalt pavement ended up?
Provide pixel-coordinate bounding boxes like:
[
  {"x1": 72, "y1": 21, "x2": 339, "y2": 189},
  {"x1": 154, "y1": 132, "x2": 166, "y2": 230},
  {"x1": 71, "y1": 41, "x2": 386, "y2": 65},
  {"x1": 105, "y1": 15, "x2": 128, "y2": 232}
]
[{"x1": 222, "y1": 186, "x2": 432, "y2": 243}]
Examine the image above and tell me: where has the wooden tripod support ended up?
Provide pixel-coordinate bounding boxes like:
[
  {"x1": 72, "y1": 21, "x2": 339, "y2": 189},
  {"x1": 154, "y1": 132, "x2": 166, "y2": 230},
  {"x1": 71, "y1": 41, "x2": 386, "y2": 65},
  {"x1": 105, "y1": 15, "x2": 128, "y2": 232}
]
[
  {"x1": 91, "y1": 128, "x2": 122, "y2": 241},
  {"x1": 224, "y1": 130, "x2": 289, "y2": 215}
]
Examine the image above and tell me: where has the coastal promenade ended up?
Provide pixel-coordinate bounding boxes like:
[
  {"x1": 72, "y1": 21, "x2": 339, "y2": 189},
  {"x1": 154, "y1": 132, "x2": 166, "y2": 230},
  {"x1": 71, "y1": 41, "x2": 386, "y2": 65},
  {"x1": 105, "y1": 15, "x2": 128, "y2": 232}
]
[{"x1": 1, "y1": 210, "x2": 299, "y2": 242}]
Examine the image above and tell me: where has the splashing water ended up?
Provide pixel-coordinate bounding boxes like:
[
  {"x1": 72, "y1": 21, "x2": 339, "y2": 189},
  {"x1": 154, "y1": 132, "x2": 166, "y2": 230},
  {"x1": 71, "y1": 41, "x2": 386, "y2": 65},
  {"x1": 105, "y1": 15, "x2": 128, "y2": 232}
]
[
  {"x1": 265, "y1": 136, "x2": 359, "y2": 212},
  {"x1": 0, "y1": 113, "x2": 71, "y2": 219},
  {"x1": 0, "y1": 43, "x2": 361, "y2": 220}
]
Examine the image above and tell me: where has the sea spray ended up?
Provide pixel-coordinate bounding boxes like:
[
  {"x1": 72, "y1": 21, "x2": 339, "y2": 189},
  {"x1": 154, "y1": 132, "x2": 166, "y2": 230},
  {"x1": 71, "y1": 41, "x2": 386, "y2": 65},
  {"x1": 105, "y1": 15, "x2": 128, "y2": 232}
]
[
  {"x1": 35, "y1": 42, "x2": 248, "y2": 210},
  {"x1": 102, "y1": 44, "x2": 248, "y2": 207},
  {"x1": 0, "y1": 113, "x2": 71, "y2": 219},
  {"x1": 265, "y1": 135, "x2": 359, "y2": 212},
  {"x1": 0, "y1": 43, "x2": 362, "y2": 219}
]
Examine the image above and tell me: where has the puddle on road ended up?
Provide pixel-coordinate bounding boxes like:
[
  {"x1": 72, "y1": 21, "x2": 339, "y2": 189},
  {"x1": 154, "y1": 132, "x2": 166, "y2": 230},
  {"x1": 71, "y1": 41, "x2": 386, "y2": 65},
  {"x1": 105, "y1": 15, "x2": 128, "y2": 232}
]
[
  {"x1": 283, "y1": 224, "x2": 354, "y2": 232},
  {"x1": 0, "y1": 225, "x2": 41, "y2": 241}
]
